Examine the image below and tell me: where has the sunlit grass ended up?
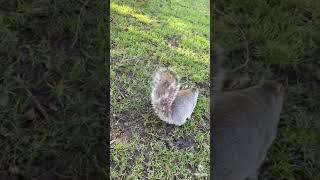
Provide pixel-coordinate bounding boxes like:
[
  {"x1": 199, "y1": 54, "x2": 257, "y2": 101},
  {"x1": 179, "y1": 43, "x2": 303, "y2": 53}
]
[
  {"x1": 170, "y1": 46, "x2": 209, "y2": 65},
  {"x1": 167, "y1": 17, "x2": 192, "y2": 33},
  {"x1": 111, "y1": 2, "x2": 154, "y2": 24}
]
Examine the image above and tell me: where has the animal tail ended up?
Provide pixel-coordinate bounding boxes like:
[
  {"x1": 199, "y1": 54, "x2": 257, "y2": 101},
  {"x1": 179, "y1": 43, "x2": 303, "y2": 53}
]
[{"x1": 151, "y1": 68, "x2": 180, "y2": 118}]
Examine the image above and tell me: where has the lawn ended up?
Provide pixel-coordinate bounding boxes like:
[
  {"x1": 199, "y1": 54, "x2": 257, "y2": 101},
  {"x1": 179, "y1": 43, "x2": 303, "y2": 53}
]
[
  {"x1": 0, "y1": 1, "x2": 107, "y2": 179},
  {"x1": 110, "y1": 0, "x2": 210, "y2": 179},
  {"x1": 213, "y1": 0, "x2": 320, "y2": 179}
]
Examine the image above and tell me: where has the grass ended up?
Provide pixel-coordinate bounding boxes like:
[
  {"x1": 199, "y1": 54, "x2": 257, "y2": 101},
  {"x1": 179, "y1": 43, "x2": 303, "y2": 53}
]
[
  {"x1": 110, "y1": 0, "x2": 210, "y2": 179},
  {"x1": 214, "y1": 0, "x2": 320, "y2": 179},
  {"x1": 1, "y1": 0, "x2": 318, "y2": 179},
  {"x1": 0, "y1": 1, "x2": 107, "y2": 179}
]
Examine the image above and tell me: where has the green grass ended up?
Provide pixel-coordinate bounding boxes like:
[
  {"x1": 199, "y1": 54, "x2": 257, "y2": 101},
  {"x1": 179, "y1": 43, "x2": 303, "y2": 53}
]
[
  {"x1": 0, "y1": 1, "x2": 106, "y2": 179},
  {"x1": 110, "y1": 0, "x2": 209, "y2": 179},
  {"x1": 214, "y1": 0, "x2": 320, "y2": 179},
  {"x1": 1, "y1": 0, "x2": 318, "y2": 179}
]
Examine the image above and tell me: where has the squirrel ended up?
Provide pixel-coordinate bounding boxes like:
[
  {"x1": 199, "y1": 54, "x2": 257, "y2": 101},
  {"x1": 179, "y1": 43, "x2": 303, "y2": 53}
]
[
  {"x1": 151, "y1": 68, "x2": 199, "y2": 126},
  {"x1": 212, "y1": 44, "x2": 285, "y2": 180}
]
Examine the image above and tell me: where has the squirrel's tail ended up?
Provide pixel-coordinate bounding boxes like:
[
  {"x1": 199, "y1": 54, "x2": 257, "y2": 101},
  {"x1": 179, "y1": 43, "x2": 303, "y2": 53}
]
[{"x1": 151, "y1": 68, "x2": 180, "y2": 121}]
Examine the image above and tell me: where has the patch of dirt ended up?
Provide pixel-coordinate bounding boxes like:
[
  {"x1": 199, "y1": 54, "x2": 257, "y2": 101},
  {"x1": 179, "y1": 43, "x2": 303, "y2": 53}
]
[
  {"x1": 167, "y1": 36, "x2": 181, "y2": 48},
  {"x1": 110, "y1": 112, "x2": 133, "y2": 145},
  {"x1": 165, "y1": 135, "x2": 196, "y2": 151},
  {"x1": 158, "y1": 122, "x2": 177, "y2": 136}
]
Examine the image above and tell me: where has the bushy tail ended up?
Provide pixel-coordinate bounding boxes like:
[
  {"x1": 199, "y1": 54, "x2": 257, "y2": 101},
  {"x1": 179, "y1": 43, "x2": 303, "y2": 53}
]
[{"x1": 151, "y1": 68, "x2": 180, "y2": 119}]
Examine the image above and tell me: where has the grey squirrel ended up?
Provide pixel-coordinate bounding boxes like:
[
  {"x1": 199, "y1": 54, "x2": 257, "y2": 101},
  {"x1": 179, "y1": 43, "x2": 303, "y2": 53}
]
[
  {"x1": 151, "y1": 68, "x2": 199, "y2": 126},
  {"x1": 212, "y1": 44, "x2": 285, "y2": 180}
]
